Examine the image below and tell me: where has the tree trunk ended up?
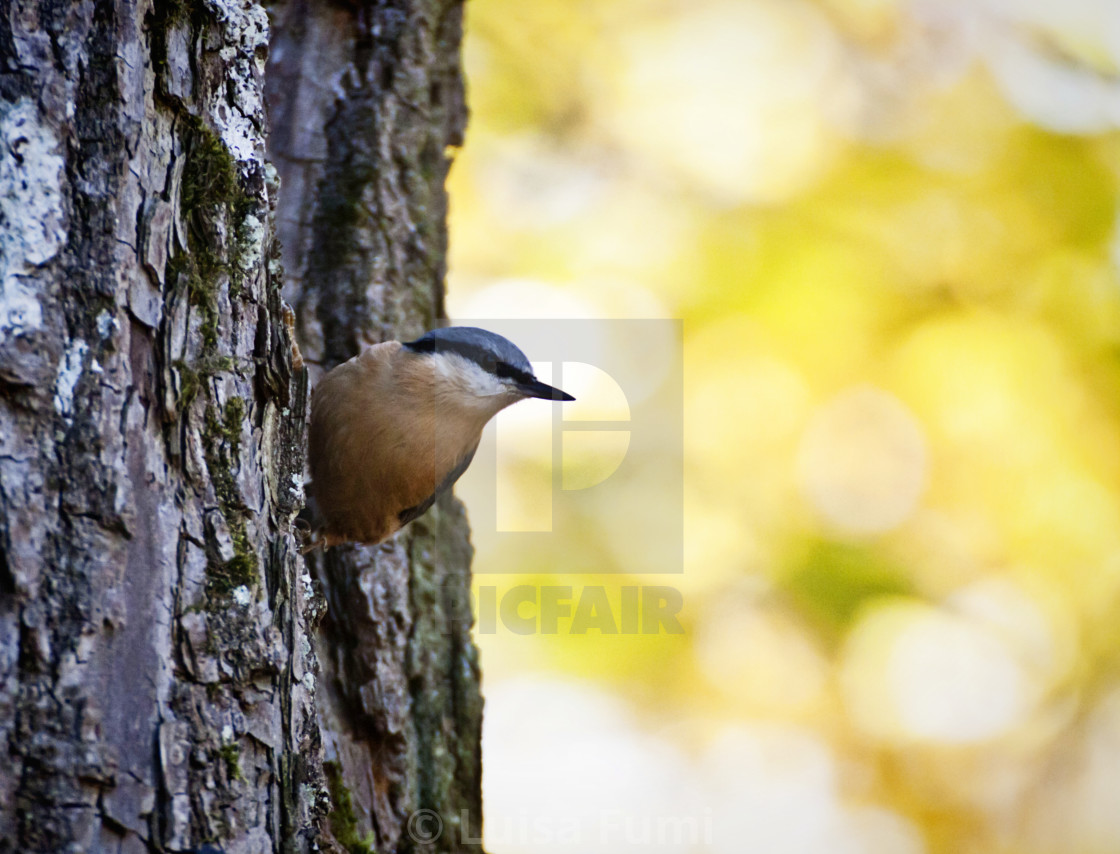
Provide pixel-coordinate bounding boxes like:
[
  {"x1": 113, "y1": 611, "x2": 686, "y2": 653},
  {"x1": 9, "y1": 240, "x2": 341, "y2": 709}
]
[
  {"x1": 266, "y1": 1, "x2": 481, "y2": 852},
  {"x1": 0, "y1": 0, "x2": 479, "y2": 852}
]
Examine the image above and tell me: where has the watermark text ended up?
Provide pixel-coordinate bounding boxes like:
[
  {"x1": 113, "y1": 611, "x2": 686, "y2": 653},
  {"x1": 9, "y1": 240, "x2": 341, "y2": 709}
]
[{"x1": 472, "y1": 584, "x2": 684, "y2": 634}]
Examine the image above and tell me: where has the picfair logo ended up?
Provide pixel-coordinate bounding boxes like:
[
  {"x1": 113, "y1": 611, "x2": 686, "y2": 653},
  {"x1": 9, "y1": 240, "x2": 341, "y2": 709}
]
[
  {"x1": 455, "y1": 319, "x2": 683, "y2": 574},
  {"x1": 494, "y1": 360, "x2": 632, "y2": 532}
]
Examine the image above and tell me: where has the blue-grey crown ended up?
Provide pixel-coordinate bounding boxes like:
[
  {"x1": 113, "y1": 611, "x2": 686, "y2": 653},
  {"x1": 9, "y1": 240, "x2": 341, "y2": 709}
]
[
  {"x1": 403, "y1": 326, "x2": 576, "y2": 402},
  {"x1": 402, "y1": 326, "x2": 534, "y2": 379}
]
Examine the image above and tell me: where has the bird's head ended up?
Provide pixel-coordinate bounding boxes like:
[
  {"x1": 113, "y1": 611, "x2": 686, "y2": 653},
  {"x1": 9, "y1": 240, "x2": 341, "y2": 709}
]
[{"x1": 402, "y1": 326, "x2": 575, "y2": 409}]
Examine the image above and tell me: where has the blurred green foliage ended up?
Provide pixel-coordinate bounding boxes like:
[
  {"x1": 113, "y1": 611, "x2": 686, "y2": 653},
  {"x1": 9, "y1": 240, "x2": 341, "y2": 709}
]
[{"x1": 448, "y1": 1, "x2": 1120, "y2": 852}]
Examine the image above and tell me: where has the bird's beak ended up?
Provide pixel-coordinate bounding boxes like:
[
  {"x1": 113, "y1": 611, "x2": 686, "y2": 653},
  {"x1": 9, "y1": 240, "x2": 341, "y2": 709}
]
[{"x1": 518, "y1": 378, "x2": 575, "y2": 401}]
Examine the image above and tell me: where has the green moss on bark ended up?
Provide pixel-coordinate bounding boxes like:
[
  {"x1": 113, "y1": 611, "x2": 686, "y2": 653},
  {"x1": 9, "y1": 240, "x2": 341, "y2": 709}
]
[
  {"x1": 203, "y1": 396, "x2": 259, "y2": 601},
  {"x1": 176, "y1": 114, "x2": 254, "y2": 334},
  {"x1": 164, "y1": 115, "x2": 256, "y2": 418},
  {"x1": 324, "y1": 761, "x2": 379, "y2": 854},
  {"x1": 219, "y1": 742, "x2": 244, "y2": 782}
]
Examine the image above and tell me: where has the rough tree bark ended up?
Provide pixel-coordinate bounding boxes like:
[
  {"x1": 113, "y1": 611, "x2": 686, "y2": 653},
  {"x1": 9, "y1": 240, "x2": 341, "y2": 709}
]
[
  {"x1": 266, "y1": 1, "x2": 481, "y2": 852},
  {"x1": 0, "y1": 1, "x2": 480, "y2": 852}
]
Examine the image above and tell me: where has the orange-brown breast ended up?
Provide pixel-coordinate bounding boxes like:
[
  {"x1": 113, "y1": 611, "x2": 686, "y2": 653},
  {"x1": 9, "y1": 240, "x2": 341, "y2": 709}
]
[{"x1": 308, "y1": 342, "x2": 496, "y2": 545}]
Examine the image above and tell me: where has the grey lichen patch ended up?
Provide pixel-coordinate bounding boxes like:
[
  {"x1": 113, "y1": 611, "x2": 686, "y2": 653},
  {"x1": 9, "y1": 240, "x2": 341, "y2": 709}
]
[
  {"x1": 202, "y1": 0, "x2": 270, "y2": 159},
  {"x1": 0, "y1": 97, "x2": 66, "y2": 343},
  {"x1": 237, "y1": 213, "x2": 265, "y2": 272},
  {"x1": 52, "y1": 338, "x2": 89, "y2": 421}
]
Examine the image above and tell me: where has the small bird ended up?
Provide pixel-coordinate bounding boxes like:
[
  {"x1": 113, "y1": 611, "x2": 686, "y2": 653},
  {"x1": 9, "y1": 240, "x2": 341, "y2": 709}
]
[{"x1": 306, "y1": 326, "x2": 574, "y2": 548}]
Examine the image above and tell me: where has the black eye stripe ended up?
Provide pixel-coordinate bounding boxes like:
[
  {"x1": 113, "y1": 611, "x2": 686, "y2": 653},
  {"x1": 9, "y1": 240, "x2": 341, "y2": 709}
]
[
  {"x1": 495, "y1": 362, "x2": 534, "y2": 384},
  {"x1": 404, "y1": 337, "x2": 535, "y2": 384}
]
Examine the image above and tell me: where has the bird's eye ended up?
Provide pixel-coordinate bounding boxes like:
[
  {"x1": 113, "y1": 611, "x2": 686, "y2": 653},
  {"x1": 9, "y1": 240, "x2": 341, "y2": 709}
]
[{"x1": 494, "y1": 362, "x2": 528, "y2": 382}]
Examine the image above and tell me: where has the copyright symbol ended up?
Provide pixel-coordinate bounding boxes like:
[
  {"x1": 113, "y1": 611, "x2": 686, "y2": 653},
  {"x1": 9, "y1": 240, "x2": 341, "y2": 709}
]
[{"x1": 407, "y1": 808, "x2": 443, "y2": 844}]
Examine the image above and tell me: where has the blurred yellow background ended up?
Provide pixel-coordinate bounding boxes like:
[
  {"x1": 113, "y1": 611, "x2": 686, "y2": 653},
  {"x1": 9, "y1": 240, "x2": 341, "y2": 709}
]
[{"x1": 445, "y1": 1, "x2": 1120, "y2": 852}]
